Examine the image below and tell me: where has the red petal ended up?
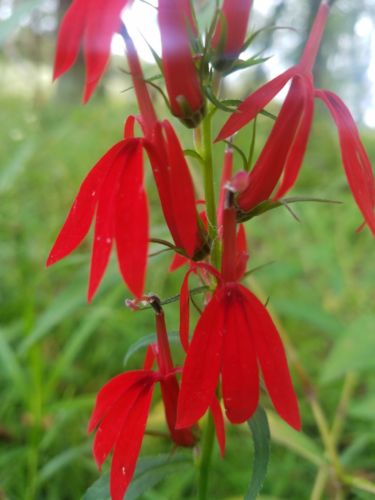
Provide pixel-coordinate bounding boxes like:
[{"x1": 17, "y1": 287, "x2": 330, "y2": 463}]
[
  {"x1": 160, "y1": 376, "x2": 196, "y2": 447},
  {"x1": 83, "y1": 0, "x2": 132, "y2": 102},
  {"x1": 234, "y1": 224, "x2": 249, "y2": 281},
  {"x1": 162, "y1": 121, "x2": 199, "y2": 257},
  {"x1": 88, "y1": 370, "x2": 152, "y2": 432},
  {"x1": 123, "y1": 30, "x2": 157, "y2": 136},
  {"x1": 88, "y1": 145, "x2": 127, "y2": 301},
  {"x1": 53, "y1": 0, "x2": 85, "y2": 81},
  {"x1": 169, "y1": 253, "x2": 188, "y2": 272},
  {"x1": 143, "y1": 345, "x2": 156, "y2": 370},
  {"x1": 274, "y1": 74, "x2": 315, "y2": 199},
  {"x1": 221, "y1": 207, "x2": 238, "y2": 282},
  {"x1": 216, "y1": 67, "x2": 298, "y2": 141},
  {"x1": 237, "y1": 76, "x2": 306, "y2": 210},
  {"x1": 110, "y1": 385, "x2": 154, "y2": 500},
  {"x1": 242, "y1": 286, "x2": 301, "y2": 430},
  {"x1": 158, "y1": 0, "x2": 203, "y2": 117},
  {"x1": 217, "y1": 146, "x2": 234, "y2": 233},
  {"x1": 93, "y1": 381, "x2": 143, "y2": 469},
  {"x1": 221, "y1": 289, "x2": 259, "y2": 423},
  {"x1": 209, "y1": 397, "x2": 226, "y2": 457},
  {"x1": 115, "y1": 142, "x2": 148, "y2": 298},
  {"x1": 179, "y1": 268, "x2": 195, "y2": 352},
  {"x1": 145, "y1": 127, "x2": 179, "y2": 244},
  {"x1": 316, "y1": 89, "x2": 375, "y2": 235},
  {"x1": 123, "y1": 116, "x2": 136, "y2": 139},
  {"x1": 212, "y1": 0, "x2": 253, "y2": 59},
  {"x1": 46, "y1": 142, "x2": 123, "y2": 268},
  {"x1": 177, "y1": 290, "x2": 224, "y2": 428}
]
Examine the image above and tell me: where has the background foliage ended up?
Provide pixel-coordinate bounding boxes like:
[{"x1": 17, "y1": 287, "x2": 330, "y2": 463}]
[{"x1": 0, "y1": 0, "x2": 374, "y2": 498}]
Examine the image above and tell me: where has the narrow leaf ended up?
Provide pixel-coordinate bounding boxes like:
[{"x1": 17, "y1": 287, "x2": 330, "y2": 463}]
[
  {"x1": 123, "y1": 332, "x2": 179, "y2": 366},
  {"x1": 83, "y1": 454, "x2": 192, "y2": 500},
  {"x1": 245, "y1": 405, "x2": 270, "y2": 500}
]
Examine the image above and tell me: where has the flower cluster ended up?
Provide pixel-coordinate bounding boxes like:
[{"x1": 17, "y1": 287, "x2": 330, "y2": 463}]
[{"x1": 49, "y1": 0, "x2": 374, "y2": 498}]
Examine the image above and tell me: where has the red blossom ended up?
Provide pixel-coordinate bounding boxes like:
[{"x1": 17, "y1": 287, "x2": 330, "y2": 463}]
[
  {"x1": 123, "y1": 26, "x2": 207, "y2": 259},
  {"x1": 216, "y1": 0, "x2": 375, "y2": 235},
  {"x1": 54, "y1": 0, "x2": 133, "y2": 103},
  {"x1": 177, "y1": 204, "x2": 300, "y2": 429},
  {"x1": 47, "y1": 134, "x2": 148, "y2": 301},
  {"x1": 89, "y1": 308, "x2": 197, "y2": 500},
  {"x1": 158, "y1": 0, "x2": 205, "y2": 127},
  {"x1": 145, "y1": 121, "x2": 204, "y2": 258},
  {"x1": 212, "y1": 0, "x2": 253, "y2": 70}
]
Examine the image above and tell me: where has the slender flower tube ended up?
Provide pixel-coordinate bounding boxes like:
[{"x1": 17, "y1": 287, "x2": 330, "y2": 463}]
[
  {"x1": 216, "y1": 0, "x2": 375, "y2": 235},
  {"x1": 54, "y1": 0, "x2": 133, "y2": 102},
  {"x1": 177, "y1": 191, "x2": 300, "y2": 429},
  {"x1": 212, "y1": 0, "x2": 253, "y2": 71},
  {"x1": 158, "y1": 0, "x2": 205, "y2": 127}
]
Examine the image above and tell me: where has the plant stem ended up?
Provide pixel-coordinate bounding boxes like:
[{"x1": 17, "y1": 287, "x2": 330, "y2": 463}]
[
  {"x1": 201, "y1": 111, "x2": 217, "y2": 238},
  {"x1": 331, "y1": 372, "x2": 357, "y2": 443},
  {"x1": 310, "y1": 466, "x2": 329, "y2": 500},
  {"x1": 197, "y1": 413, "x2": 215, "y2": 500}
]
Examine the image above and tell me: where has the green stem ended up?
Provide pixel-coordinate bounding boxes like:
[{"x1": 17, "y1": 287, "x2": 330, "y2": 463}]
[
  {"x1": 331, "y1": 372, "x2": 357, "y2": 443},
  {"x1": 310, "y1": 466, "x2": 329, "y2": 500},
  {"x1": 197, "y1": 413, "x2": 215, "y2": 500},
  {"x1": 201, "y1": 110, "x2": 217, "y2": 241}
]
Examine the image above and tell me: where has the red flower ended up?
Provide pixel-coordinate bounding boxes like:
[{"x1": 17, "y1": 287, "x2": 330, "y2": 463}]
[
  {"x1": 146, "y1": 121, "x2": 205, "y2": 258},
  {"x1": 88, "y1": 301, "x2": 224, "y2": 500},
  {"x1": 123, "y1": 26, "x2": 207, "y2": 259},
  {"x1": 54, "y1": 0, "x2": 133, "y2": 103},
  {"x1": 177, "y1": 204, "x2": 300, "y2": 429},
  {"x1": 212, "y1": 0, "x2": 253, "y2": 70},
  {"x1": 216, "y1": 1, "x2": 375, "y2": 235},
  {"x1": 47, "y1": 130, "x2": 148, "y2": 301},
  {"x1": 88, "y1": 368, "x2": 156, "y2": 500},
  {"x1": 158, "y1": 0, "x2": 205, "y2": 127},
  {"x1": 88, "y1": 302, "x2": 196, "y2": 500}
]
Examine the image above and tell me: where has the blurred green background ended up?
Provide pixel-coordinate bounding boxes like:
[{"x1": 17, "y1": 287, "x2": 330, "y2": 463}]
[{"x1": 0, "y1": 1, "x2": 374, "y2": 499}]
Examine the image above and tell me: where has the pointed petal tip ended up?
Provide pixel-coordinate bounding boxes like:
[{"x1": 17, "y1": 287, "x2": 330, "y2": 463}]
[{"x1": 87, "y1": 288, "x2": 94, "y2": 304}]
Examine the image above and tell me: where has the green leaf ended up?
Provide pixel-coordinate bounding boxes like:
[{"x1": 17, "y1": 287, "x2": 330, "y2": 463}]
[
  {"x1": 83, "y1": 454, "x2": 192, "y2": 500},
  {"x1": 321, "y1": 314, "x2": 375, "y2": 383},
  {"x1": 267, "y1": 410, "x2": 326, "y2": 467},
  {"x1": 46, "y1": 287, "x2": 123, "y2": 396},
  {"x1": 18, "y1": 280, "x2": 86, "y2": 355},
  {"x1": 349, "y1": 394, "x2": 375, "y2": 421},
  {"x1": 0, "y1": 326, "x2": 27, "y2": 396},
  {"x1": 184, "y1": 149, "x2": 205, "y2": 165},
  {"x1": 0, "y1": 140, "x2": 35, "y2": 192},
  {"x1": 38, "y1": 444, "x2": 90, "y2": 484},
  {"x1": 226, "y1": 55, "x2": 270, "y2": 75},
  {"x1": 123, "y1": 332, "x2": 179, "y2": 366},
  {"x1": 237, "y1": 196, "x2": 341, "y2": 222},
  {"x1": 271, "y1": 297, "x2": 343, "y2": 338},
  {"x1": 245, "y1": 406, "x2": 271, "y2": 500}
]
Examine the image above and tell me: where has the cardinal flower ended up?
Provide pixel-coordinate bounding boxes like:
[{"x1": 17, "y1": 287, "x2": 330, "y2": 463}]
[
  {"x1": 212, "y1": 0, "x2": 253, "y2": 70},
  {"x1": 124, "y1": 26, "x2": 209, "y2": 260},
  {"x1": 158, "y1": 0, "x2": 205, "y2": 127},
  {"x1": 54, "y1": 0, "x2": 133, "y2": 102},
  {"x1": 88, "y1": 367, "x2": 157, "y2": 500},
  {"x1": 47, "y1": 131, "x2": 148, "y2": 301},
  {"x1": 216, "y1": 0, "x2": 375, "y2": 235},
  {"x1": 88, "y1": 300, "x2": 224, "y2": 500},
  {"x1": 145, "y1": 121, "x2": 207, "y2": 259},
  {"x1": 177, "y1": 198, "x2": 300, "y2": 429}
]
